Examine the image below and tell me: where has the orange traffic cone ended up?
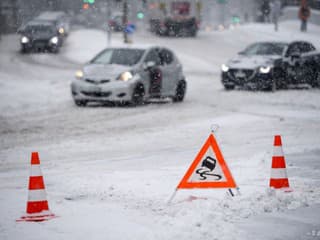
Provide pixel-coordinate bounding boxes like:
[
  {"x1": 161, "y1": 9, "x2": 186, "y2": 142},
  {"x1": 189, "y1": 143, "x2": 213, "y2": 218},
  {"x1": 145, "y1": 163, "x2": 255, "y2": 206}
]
[
  {"x1": 269, "y1": 135, "x2": 291, "y2": 191},
  {"x1": 17, "y1": 152, "x2": 56, "y2": 222}
]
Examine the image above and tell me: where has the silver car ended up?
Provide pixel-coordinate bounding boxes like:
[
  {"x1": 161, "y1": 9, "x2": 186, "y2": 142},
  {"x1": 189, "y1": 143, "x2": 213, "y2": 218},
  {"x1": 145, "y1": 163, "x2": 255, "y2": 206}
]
[{"x1": 71, "y1": 47, "x2": 186, "y2": 106}]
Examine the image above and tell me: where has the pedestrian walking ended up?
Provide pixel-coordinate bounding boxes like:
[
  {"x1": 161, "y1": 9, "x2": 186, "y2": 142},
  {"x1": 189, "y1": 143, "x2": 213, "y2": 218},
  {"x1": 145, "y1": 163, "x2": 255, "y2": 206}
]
[
  {"x1": 299, "y1": 1, "x2": 311, "y2": 32},
  {"x1": 261, "y1": 0, "x2": 271, "y2": 23},
  {"x1": 271, "y1": 0, "x2": 282, "y2": 31}
]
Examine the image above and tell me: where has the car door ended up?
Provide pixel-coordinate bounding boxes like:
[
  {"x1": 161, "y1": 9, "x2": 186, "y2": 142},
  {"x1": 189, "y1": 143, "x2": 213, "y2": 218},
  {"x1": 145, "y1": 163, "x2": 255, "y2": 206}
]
[
  {"x1": 285, "y1": 42, "x2": 315, "y2": 85},
  {"x1": 142, "y1": 48, "x2": 162, "y2": 96},
  {"x1": 158, "y1": 48, "x2": 178, "y2": 96},
  {"x1": 284, "y1": 42, "x2": 304, "y2": 84},
  {"x1": 299, "y1": 42, "x2": 317, "y2": 85}
]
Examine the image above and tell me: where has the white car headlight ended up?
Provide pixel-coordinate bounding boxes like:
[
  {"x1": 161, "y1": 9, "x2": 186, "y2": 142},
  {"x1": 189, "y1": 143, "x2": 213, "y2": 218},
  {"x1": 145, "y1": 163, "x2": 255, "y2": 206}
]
[
  {"x1": 21, "y1": 36, "x2": 29, "y2": 44},
  {"x1": 50, "y1": 36, "x2": 59, "y2": 45},
  {"x1": 221, "y1": 64, "x2": 229, "y2": 72},
  {"x1": 259, "y1": 66, "x2": 271, "y2": 74},
  {"x1": 75, "y1": 70, "x2": 84, "y2": 79},
  {"x1": 58, "y1": 27, "x2": 65, "y2": 35},
  {"x1": 119, "y1": 71, "x2": 133, "y2": 82}
]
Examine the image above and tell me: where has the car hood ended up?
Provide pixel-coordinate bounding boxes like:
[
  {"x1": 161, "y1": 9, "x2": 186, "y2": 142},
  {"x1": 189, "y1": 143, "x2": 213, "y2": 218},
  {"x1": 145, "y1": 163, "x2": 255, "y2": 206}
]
[
  {"x1": 24, "y1": 32, "x2": 56, "y2": 40},
  {"x1": 226, "y1": 55, "x2": 280, "y2": 69},
  {"x1": 83, "y1": 64, "x2": 133, "y2": 81}
]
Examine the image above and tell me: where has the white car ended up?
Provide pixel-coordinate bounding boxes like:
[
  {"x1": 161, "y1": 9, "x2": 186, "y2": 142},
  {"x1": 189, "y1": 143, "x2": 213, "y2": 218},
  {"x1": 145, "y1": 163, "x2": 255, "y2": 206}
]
[{"x1": 71, "y1": 47, "x2": 187, "y2": 106}]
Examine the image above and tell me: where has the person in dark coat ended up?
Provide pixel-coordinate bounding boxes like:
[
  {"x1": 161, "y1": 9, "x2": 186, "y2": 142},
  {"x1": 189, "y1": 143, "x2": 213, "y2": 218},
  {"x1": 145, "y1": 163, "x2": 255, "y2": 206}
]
[
  {"x1": 271, "y1": 0, "x2": 282, "y2": 31},
  {"x1": 261, "y1": 0, "x2": 271, "y2": 22},
  {"x1": 299, "y1": 1, "x2": 311, "y2": 32}
]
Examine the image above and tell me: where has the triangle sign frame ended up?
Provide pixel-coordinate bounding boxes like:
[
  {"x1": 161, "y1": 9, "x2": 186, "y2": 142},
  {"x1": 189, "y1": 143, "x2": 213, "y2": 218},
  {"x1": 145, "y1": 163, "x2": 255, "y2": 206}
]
[{"x1": 177, "y1": 134, "x2": 236, "y2": 189}]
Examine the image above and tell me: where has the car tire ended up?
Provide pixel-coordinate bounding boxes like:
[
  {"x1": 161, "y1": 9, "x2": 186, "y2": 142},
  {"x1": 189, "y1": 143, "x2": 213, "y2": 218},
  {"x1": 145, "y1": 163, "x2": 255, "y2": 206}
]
[
  {"x1": 50, "y1": 47, "x2": 59, "y2": 54},
  {"x1": 273, "y1": 68, "x2": 287, "y2": 90},
  {"x1": 74, "y1": 100, "x2": 87, "y2": 107},
  {"x1": 224, "y1": 85, "x2": 235, "y2": 90},
  {"x1": 262, "y1": 80, "x2": 276, "y2": 92},
  {"x1": 276, "y1": 78, "x2": 288, "y2": 90},
  {"x1": 173, "y1": 80, "x2": 186, "y2": 102},
  {"x1": 271, "y1": 79, "x2": 277, "y2": 92},
  {"x1": 21, "y1": 47, "x2": 30, "y2": 54},
  {"x1": 311, "y1": 69, "x2": 320, "y2": 88},
  {"x1": 130, "y1": 84, "x2": 145, "y2": 106},
  {"x1": 190, "y1": 31, "x2": 197, "y2": 37}
]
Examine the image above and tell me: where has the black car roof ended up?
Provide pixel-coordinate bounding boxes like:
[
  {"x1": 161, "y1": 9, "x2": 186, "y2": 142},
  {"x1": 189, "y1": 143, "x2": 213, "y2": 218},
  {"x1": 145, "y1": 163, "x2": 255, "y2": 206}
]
[
  {"x1": 25, "y1": 20, "x2": 56, "y2": 27},
  {"x1": 36, "y1": 11, "x2": 67, "y2": 21},
  {"x1": 251, "y1": 41, "x2": 289, "y2": 45}
]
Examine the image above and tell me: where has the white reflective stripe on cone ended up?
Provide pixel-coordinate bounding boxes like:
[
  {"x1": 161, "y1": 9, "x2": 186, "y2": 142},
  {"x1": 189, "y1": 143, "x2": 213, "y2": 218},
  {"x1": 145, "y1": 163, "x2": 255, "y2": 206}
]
[
  {"x1": 30, "y1": 165, "x2": 43, "y2": 177},
  {"x1": 270, "y1": 168, "x2": 288, "y2": 179},
  {"x1": 28, "y1": 189, "x2": 47, "y2": 202},
  {"x1": 23, "y1": 210, "x2": 53, "y2": 217},
  {"x1": 273, "y1": 146, "x2": 284, "y2": 157}
]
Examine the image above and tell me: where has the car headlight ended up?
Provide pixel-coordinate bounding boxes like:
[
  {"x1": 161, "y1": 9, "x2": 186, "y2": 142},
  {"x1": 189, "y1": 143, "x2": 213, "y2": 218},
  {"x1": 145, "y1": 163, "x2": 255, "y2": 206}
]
[
  {"x1": 75, "y1": 70, "x2": 84, "y2": 79},
  {"x1": 58, "y1": 27, "x2": 65, "y2": 35},
  {"x1": 118, "y1": 71, "x2": 133, "y2": 82},
  {"x1": 50, "y1": 36, "x2": 59, "y2": 45},
  {"x1": 21, "y1": 36, "x2": 29, "y2": 44},
  {"x1": 259, "y1": 66, "x2": 271, "y2": 74},
  {"x1": 221, "y1": 64, "x2": 229, "y2": 72}
]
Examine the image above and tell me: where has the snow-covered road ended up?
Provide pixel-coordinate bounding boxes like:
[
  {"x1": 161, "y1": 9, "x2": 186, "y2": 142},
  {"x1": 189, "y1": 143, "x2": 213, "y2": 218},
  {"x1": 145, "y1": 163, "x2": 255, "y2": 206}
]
[{"x1": 0, "y1": 20, "x2": 320, "y2": 240}]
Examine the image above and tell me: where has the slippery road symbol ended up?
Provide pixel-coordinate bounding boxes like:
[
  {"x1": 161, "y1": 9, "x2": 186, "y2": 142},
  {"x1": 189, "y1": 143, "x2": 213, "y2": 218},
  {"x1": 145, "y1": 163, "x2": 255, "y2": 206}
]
[
  {"x1": 196, "y1": 156, "x2": 222, "y2": 181},
  {"x1": 177, "y1": 134, "x2": 237, "y2": 189}
]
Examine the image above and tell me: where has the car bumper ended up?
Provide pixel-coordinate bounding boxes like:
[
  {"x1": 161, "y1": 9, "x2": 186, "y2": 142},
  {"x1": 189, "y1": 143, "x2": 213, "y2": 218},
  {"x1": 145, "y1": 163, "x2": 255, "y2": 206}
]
[
  {"x1": 71, "y1": 79, "x2": 135, "y2": 102},
  {"x1": 21, "y1": 41, "x2": 60, "y2": 51},
  {"x1": 221, "y1": 71, "x2": 273, "y2": 90}
]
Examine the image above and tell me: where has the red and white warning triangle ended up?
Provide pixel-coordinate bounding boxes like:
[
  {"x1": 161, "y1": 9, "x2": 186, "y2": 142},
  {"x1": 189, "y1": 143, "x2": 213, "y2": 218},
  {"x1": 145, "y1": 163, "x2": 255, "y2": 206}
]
[{"x1": 177, "y1": 133, "x2": 236, "y2": 189}]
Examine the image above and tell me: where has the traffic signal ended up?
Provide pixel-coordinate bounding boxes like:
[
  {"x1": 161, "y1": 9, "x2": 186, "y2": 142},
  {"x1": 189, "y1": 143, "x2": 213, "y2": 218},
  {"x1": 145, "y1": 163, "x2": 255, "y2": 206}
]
[
  {"x1": 82, "y1": 3, "x2": 89, "y2": 9},
  {"x1": 82, "y1": 0, "x2": 94, "y2": 10},
  {"x1": 232, "y1": 15, "x2": 240, "y2": 24},
  {"x1": 137, "y1": 11, "x2": 144, "y2": 19}
]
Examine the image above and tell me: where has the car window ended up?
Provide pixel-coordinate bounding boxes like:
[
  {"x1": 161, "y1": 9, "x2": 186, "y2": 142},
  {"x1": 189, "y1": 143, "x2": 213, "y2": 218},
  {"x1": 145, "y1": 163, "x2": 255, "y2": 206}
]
[
  {"x1": 286, "y1": 43, "x2": 302, "y2": 56},
  {"x1": 91, "y1": 49, "x2": 145, "y2": 66},
  {"x1": 287, "y1": 42, "x2": 316, "y2": 55},
  {"x1": 25, "y1": 25, "x2": 56, "y2": 35},
  {"x1": 242, "y1": 43, "x2": 260, "y2": 55},
  {"x1": 92, "y1": 50, "x2": 112, "y2": 64},
  {"x1": 144, "y1": 49, "x2": 161, "y2": 65},
  {"x1": 242, "y1": 43, "x2": 286, "y2": 56},
  {"x1": 302, "y1": 43, "x2": 316, "y2": 53},
  {"x1": 159, "y1": 49, "x2": 174, "y2": 65}
]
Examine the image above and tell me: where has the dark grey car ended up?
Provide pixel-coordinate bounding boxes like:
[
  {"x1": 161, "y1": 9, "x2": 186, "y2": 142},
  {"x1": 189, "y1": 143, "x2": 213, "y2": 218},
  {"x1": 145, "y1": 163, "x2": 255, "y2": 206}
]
[
  {"x1": 221, "y1": 41, "x2": 320, "y2": 91},
  {"x1": 18, "y1": 21, "x2": 62, "y2": 53}
]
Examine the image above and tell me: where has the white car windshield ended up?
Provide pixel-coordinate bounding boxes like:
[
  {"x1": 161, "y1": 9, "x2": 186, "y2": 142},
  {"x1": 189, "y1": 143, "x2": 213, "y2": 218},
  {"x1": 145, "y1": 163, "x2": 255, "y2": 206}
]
[
  {"x1": 91, "y1": 48, "x2": 145, "y2": 66},
  {"x1": 242, "y1": 42, "x2": 288, "y2": 56}
]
